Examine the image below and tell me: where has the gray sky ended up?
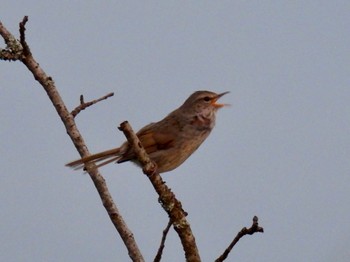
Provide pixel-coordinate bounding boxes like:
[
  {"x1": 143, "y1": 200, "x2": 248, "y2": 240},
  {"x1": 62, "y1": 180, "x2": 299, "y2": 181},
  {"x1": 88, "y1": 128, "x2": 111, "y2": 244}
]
[{"x1": 1, "y1": 1, "x2": 349, "y2": 261}]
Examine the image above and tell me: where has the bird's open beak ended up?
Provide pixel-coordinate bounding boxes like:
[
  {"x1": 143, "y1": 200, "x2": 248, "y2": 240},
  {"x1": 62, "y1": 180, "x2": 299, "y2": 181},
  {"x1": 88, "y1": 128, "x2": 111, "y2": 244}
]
[{"x1": 211, "y1": 91, "x2": 230, "y2": 108}]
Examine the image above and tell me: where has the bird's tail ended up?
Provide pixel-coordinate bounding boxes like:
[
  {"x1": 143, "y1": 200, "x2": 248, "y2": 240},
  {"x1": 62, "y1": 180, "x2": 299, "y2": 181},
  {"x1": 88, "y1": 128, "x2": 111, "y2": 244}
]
[{"x1": 66, "y1": 148, "x2": 121, "y2": 170}]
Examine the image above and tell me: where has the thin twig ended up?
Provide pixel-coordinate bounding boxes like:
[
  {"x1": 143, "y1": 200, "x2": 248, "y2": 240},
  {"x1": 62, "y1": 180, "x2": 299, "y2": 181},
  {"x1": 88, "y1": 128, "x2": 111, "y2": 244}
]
[
  {"x1": 71, "y1": 92, "x2": 114, "y2": 117},
  {"x1": 154, "y1": 219, "x2": 172, "y2": 262},
  {"x1": 215, "y1": 216, "x2": 264, "y2": 262},
  {"x1": 19, "y1": 16, "x2": 31, "y2": 57}
]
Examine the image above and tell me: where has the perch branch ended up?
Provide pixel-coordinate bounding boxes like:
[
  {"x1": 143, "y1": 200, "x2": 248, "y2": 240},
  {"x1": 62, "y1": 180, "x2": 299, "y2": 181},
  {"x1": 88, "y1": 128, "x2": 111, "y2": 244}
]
[
  {"x1": 0, "y1": 17, "x2": 144, "y2": 262},
  {"x1": 71, "y1": 92, "x2": 114, "y2": 117},
  {"x1": 119, "y1": 121, "x2": 201, "y2": 262},
  {"x1": 215, "y1": 216, "x2": 264, "y2": 262}
]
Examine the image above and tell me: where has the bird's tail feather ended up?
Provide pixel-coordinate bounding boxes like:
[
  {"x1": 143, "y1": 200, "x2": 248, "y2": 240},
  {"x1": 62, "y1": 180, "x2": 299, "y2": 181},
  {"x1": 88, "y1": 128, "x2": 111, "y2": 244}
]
[{"x1": 66, "y1": 148, "x2": 121, "y2": 170}]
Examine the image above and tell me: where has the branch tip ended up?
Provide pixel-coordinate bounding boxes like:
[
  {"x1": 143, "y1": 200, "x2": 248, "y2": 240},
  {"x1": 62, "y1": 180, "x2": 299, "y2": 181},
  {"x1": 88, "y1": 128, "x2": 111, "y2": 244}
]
[
  {"x1": 0, "y1": 18, "x2": 24, "y2": 60},
  {"x1": 80, "y1": 94, "x2": 84, "y2": 104},
  {"x1": 70, "y1": 92, "x2": 114, "y2": 117},
  {"x1": 19, "y1": 16, "x2": 31, "y2": 57}
]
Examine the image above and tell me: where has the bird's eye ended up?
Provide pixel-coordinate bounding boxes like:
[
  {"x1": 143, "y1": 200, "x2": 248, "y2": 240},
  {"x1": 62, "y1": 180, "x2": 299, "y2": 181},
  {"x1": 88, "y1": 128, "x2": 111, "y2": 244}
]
[{"x1": 203, "y1": 96, "x2": 211, "y2": 102}]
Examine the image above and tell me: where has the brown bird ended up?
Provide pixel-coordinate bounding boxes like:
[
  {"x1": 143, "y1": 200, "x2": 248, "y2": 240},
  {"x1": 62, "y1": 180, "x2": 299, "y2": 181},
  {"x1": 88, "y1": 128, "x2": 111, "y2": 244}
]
[{"x1": 66, "y1": 90, "x2": 229, "y2": 173}]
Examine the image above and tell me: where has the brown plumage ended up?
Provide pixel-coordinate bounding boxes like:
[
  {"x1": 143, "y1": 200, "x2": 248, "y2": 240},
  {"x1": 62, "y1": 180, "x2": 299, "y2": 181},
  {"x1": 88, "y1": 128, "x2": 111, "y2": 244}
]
[{"x1": 66, "y1": 90, "x2": 229, "y2": 173}]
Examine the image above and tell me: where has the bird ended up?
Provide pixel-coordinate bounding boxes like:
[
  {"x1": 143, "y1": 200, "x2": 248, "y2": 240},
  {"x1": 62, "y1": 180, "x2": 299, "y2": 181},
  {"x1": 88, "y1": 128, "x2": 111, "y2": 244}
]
[{"x1": 66, "y1": 90, "x2": 229, "y2": 173}]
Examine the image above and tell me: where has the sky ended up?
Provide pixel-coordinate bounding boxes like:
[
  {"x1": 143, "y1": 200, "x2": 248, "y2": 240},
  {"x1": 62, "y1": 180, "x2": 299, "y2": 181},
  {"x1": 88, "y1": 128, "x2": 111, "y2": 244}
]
[{"x1": 1, "y1": 1, "x2": 350, "y2": 261}]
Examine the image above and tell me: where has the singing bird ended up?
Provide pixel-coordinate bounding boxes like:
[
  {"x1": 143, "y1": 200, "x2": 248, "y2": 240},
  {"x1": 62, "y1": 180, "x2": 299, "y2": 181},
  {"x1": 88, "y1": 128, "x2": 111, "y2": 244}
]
[{"x1": 66, "y1": 90, "x2": 229, "y2": 173}]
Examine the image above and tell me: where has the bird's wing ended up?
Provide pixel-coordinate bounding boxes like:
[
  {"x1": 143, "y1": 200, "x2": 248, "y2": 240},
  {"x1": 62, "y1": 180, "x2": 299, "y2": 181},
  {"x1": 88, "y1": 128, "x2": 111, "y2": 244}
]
[{"x1": 117, "y1": 122, "x2": 176, "y2": 163}]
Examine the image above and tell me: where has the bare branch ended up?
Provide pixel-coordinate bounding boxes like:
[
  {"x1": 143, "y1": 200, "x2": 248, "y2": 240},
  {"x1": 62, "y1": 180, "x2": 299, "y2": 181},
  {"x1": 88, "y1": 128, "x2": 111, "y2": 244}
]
[
  {"x1": 0, "y1": 19, "x2": 23, "y2": 61},
  {"x1": 0, "y1": 18, "x2": 145, "y2": 262},
  {"x1": 215, "y1": 216, "x2": 264, "y2": 262},
  {"x1": 119, "y1": 121, "x2": 201, "y2": 262},
  {"x1": 154, "y1": 219, "x2": 172, "y2": 262},
  {"x1": 71, "y1": 92, "x2": 114, "y2": 117},
  {"x1": 19, "y1": 16, "x2": 31, "y2": 57}
]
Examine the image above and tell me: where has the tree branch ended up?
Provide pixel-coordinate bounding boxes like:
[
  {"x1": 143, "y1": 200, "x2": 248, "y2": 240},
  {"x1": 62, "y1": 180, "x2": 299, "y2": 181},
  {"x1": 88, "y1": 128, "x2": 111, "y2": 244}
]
[
  {"x1": 154, "y1": 219, "x2": 172, "y2": 262},
  {"x1": 71, "y1": 93, "x2": 114, "y2": 117},
  {"x1": 0, "y1": 19, "x2": 24, "y2": 61},
  {"x1": 119, "y1": 121, "x2": 201, "y2": 262},
  {"x1": 215, "y1": 216, "x2": 264, "y2": 262},
  {"x1": 0, "y1": 17, "x2": 144, "y2": 262},
  {"x1": 19, "y1": 16, "x2": 31, "y2": 57}
]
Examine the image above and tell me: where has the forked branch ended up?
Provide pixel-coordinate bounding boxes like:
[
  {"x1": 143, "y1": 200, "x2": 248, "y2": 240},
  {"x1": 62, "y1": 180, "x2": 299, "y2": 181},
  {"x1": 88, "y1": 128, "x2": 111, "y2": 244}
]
[
  {"x1": 71, "y1": 93, "x2": 114, "y2": 117},
  {"x1": 0, "y1": 17, "x2": 144, "y2": 262},
  {"x1": 215, "y1": 216, "x2": 264, "y2": 262}
]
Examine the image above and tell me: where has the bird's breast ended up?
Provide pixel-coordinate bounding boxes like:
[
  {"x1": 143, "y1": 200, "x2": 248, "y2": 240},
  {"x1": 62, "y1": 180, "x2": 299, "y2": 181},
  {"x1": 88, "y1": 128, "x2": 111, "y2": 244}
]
[{"x1": 189, "y1": 114, "x2": 216, "y2": 131}]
